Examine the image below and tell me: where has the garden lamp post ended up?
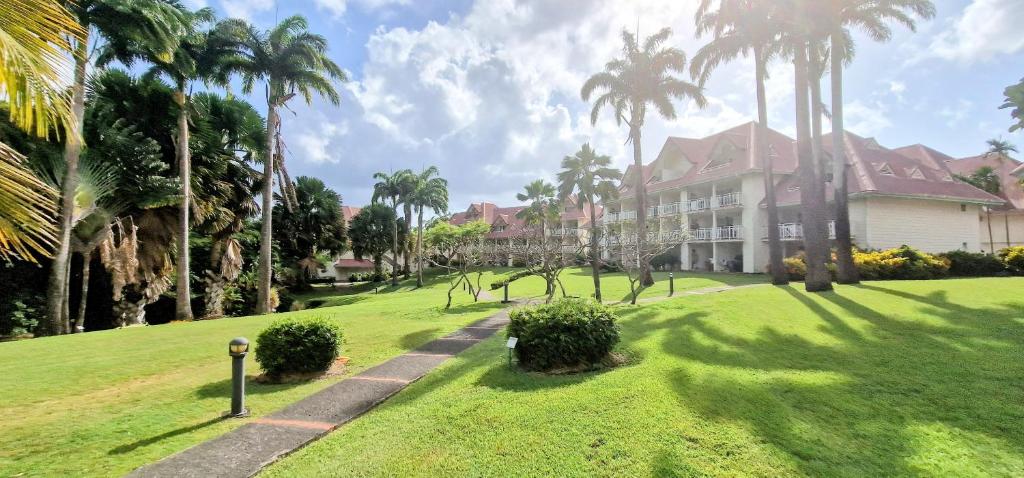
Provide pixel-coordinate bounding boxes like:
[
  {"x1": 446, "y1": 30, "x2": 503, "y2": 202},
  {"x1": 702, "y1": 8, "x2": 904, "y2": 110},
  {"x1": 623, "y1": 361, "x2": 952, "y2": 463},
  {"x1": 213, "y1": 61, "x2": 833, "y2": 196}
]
[
  {"x1": 669, "y1": 272, "x2": 674, "y2": 297},
  {"x1": 228, "y1": 337, "x2": 250, "y2": 417}
]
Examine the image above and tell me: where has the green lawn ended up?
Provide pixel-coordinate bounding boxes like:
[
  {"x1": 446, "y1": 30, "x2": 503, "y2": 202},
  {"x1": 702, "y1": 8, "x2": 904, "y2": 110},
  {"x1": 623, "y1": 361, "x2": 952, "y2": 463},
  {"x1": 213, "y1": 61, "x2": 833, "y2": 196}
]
[
  {"x1": 0, "y1": 275, "x2": 503, "y2": 478},
  {"x1": 481, "y1": 267, "x2": 766, "y2": 303},
  {"x1": 265, "y1": 277, "x2": 1024, "y2": 477}
]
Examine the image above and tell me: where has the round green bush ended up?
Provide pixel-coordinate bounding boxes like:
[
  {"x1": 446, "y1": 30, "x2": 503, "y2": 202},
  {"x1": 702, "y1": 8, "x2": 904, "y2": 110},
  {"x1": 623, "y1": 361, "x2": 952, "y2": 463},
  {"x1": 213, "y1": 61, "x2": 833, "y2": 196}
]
[
  {"x1": 507, "y1": 298, "x2": 619, "y2": 371},
  {"x1": 255, "y1": 317, "x2": 343, "y2": 377}
]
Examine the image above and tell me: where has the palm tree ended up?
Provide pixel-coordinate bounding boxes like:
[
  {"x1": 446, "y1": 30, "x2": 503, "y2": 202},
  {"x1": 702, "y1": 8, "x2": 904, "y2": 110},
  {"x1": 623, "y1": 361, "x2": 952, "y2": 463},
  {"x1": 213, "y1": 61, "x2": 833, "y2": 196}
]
[
  {"x1": 785, "y1": 1, "x2": 832, "y2": 292},
  {"x1": 220, "y1": 15, "x2": 344, "y2": 314},
  {"x1": 516, "y1": 180, "x2": 560, "y2": 297},
  {"x1": 396, "y1": 171, "x2": 420, "y2": 279},
  {"x1": 825, "y1": 0, "x2": 935, "y2": 284},
  {"x1": 411, "y1": 167, "x2": 448, "y2": 288},
  {"x1": 582, "y1": 27, "x2": 706, "y2": 287},
  {"x1": 986, "y1": 138, "x2": 1018, "y2": 157},
  {"x1": 43, "y1": 0, "x2": 183, "y2": 335},
  {"x1": 557, "y1": 143, "x2": 621, "y2": 303},
  {"x1": 373, "y1": 170, "x2": 412, "y2": 286},
  {"x1": 956, "y1": 166, "x2": 1002, "y2": 254},
  {"x1": 349, "y1": 204, "x2": 397, "y2": 277},
  {"x1": 101, "y1": 6, "x2": 235, "y2": 321},
  {"x1": 692, "y1": 0, "x2": 788, "y2": 285}
]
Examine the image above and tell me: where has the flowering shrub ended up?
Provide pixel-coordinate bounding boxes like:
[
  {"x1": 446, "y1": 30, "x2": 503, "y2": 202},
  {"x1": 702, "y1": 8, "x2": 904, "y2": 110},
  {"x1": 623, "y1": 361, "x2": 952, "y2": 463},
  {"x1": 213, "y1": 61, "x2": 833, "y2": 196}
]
[{"x1": 999, "y1": 246, "x2": 1024, "y2": 274}]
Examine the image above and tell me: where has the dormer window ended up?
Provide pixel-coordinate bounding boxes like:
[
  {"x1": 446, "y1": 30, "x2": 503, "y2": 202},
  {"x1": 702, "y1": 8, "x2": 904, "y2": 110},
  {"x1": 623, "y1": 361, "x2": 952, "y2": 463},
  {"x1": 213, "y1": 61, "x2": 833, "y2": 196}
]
[
  {"x1": 941, "y1": 173, "x2": 954, "y2": 182},
  {"x1": 701, "y1": 140, "x2": 740, "y2": 173},
  {"x1": 877, "y1": 163, "x2": 895, "y2": 176},
  {"x1": 787, "y1": 185, "x2": 800, "y2": 192},
  {"x1": 907, "y1": 167, "x2": 925, "y2": 180}
]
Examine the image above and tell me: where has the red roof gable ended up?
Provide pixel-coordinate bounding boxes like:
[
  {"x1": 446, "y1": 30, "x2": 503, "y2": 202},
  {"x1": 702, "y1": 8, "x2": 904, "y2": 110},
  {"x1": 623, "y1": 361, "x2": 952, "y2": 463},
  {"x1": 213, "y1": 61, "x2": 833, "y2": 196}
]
[{"x1": 943, "y1": 153, "x2": 1024, "y2": 210}]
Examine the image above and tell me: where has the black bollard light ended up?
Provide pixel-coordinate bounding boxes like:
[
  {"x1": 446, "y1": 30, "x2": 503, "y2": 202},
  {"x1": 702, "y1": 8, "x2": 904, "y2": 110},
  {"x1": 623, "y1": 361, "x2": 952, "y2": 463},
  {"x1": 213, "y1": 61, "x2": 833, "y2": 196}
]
[
  {"x1": 503, "y1": 282, "x2": 510, "y2": 303},
  {"x1": 669, "y1": 272, "x2": 675, "y2": 297},
  {"x1": 228, "y1": 337, "x2": 250, "y2": 417}
]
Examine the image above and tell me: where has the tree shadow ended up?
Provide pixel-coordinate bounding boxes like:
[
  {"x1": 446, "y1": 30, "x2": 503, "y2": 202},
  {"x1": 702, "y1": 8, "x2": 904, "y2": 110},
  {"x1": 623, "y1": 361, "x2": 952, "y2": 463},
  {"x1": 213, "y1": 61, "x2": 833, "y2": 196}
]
[
  {"x1": 193, "y1": 376, "x2": 306, "y2": 399},
  {"x1": 399, "y1": 328, "x2": 442, "y2": 349},
  {"x1": 440, "y1": 301, "x2": 506, "y2": 316},
  {"x1": 108, "y1": 416, "x2": 223, "y2": 455},
  {"x1": 652, "y1": 283, "x2": 1024, "y2": 475}
]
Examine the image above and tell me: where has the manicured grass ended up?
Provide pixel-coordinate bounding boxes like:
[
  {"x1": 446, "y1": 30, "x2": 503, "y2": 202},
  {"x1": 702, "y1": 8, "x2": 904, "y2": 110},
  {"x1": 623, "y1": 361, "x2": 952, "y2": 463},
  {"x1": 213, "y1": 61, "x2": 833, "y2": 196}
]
[
  {"x1": 482, "y1": 266, "x2": 766, "y2": 302},
  {"x1": 0, "y1": 275, "x2": 503, "y2": 478},
  {"x1": 265, "y1": 277, "x2": 1024, "y2": 477}
]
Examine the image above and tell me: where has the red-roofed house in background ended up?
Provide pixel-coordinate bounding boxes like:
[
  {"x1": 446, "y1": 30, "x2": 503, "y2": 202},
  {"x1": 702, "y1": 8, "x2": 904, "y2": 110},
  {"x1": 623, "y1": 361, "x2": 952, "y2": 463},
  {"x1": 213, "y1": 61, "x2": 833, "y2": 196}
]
[
  {"x1": 449, "y1": 196, "x2": 602, "y2": 266},
  {"x1": 601, "y1": 122, "x2": 1004, "y2": 273},
  {"x1": 941, "y1": 151, "x2": 1024, "y2": 253},
  {"x1": 317, "y1": 206, "x2": 376, "y2": 280}
]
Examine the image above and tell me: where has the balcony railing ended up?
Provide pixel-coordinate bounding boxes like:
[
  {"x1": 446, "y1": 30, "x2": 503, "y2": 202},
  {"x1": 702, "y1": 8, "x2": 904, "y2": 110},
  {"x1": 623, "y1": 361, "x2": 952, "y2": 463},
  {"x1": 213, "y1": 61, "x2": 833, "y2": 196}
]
[
  {"x1": 657, "y1": 202, "x2": 681, "y2": 217},
  {"x1": 765, "y1": 221, "x2": 837, "y2": 240},
  {"x1": 714, "y1": 225, "x2": 743, "y2": 240},
  {"x1": 551, "y1": 228, "x2": 579, "y2": 236},
  {"x1": 687, "y1": 197, "x2": 711, "y2": 212},
  {"x1": 713, "y1": 192, "x2": 742, "y2": 208},
  {"x1": 690, "y1": 227, "x2": 713, "y2": 241},
  {"x1": 620, "y1": 210, "x2": 637, "y2": 221},
  {"x1": 659, "y1": 229, "x2": 687, "y2": 243}
]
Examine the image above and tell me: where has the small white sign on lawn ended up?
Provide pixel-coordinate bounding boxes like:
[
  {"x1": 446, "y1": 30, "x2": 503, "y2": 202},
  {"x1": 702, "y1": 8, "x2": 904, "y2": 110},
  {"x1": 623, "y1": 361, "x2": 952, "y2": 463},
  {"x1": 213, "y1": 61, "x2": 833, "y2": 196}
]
[{"x1": 506, "y1": 337, "x2": 518, "y2": 349}]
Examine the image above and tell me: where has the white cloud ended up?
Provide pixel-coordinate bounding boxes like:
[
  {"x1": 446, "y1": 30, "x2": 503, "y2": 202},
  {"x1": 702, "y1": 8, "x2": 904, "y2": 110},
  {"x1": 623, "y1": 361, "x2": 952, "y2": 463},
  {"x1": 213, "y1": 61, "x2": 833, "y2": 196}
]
[
  {"x1": 844, "y1": 100, "x2": 893, "y2": 137},
  {"x1": 296, "y1": 121, "x2": 349, "y2": 164},
  {"x1": 220, "y1": 0, "x2": 274, "y2": 20},
  {"x1": 939, "y1": 99, "x2": 974, "y2": 127},
  {"x1": 314, "y1": 0, "x2": 347, "y2": 18},
  {"x1": 926, "y1": 0, "x2": 1024, "y2": 63},
  {"x1": 312, "y1": 0, "x2": 411, "y2": 19}
]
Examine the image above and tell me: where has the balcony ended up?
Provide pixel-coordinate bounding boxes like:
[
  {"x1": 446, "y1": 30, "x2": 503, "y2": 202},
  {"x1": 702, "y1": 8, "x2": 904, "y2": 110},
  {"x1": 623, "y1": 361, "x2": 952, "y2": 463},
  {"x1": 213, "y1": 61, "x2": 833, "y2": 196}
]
[
  {"x1": 713, "y1": 192, "x2": 742, "y2": 209},
  {"x1": 551, "y1": 228, "x2": 579, "y2": 237},
  {"x1": 690, "y1": 227, "x2": 713, "y2": 241},
  {"x1": 659, "y1": 229, "x2": 687, "y2": 243},
  {"x1": 763, "y1": 221, "x2": 837, "y2": 241},
  {"x1": 687, "y1": 197, "x2": 711, "y2": 212},
  {"x1": 714, "y1": 225, "x2": 743, "y2": 240},
  {"x1": 656, "y1": 202, "x2": 681, "y2": 217},
  {"x1": 603, "y1": 212, "x2": 618, "y2": 224},
  {"x1": 619, "y1": 210, "x2": 637, "y2": 221}
]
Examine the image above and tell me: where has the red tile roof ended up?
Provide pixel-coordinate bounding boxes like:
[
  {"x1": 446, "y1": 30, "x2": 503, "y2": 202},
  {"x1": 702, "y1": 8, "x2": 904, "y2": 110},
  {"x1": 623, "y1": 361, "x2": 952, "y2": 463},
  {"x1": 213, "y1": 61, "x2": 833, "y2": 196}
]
[
  {"x1": 334, "y1": 258, "x2": 375, "y2": 269},
  {"x1": 340, "y1": 206, "x2": 362, "y2": 221},
  {"x1": 449, "y1": 197, "x2": 601, "y2": 240},
  {"x1": 942, "y1": 152, "x2": 1024, "y2": 210}
]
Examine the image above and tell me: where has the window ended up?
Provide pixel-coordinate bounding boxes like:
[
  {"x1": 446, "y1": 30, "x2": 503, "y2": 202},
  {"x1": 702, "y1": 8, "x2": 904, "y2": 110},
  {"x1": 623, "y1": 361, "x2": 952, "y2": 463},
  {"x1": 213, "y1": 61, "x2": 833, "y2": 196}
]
[
  {"x1": 907, "y1": 167, "x2": 925, "y2": 180},
  {"x1": 877, "y1": 163, "x2": 895, "y2": 176},
  {"x1": 960, "y1": 204, "x2": 967, "y2": 212}
]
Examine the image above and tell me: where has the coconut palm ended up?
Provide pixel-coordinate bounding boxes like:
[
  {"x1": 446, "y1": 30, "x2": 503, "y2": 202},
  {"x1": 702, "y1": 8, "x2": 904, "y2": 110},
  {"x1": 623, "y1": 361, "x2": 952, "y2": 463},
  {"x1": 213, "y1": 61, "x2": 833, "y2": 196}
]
[
  {"x1": 396, "y1": 171, "x2": 420, "y2": 279},
  {"x1": 219, "y1": 15, "x2": 344, "y2": 313},
  {"x1": 692, "y1": 0, "x2": 788, "y2": 285},
  {"x1": 42, "y1": 0, "x2": 183, "y2": 335},
  {"x1": 582, "y1": 27, "x2": 706, "y2": 287},
  {"x1": 349, "y1": 203, "x2": 397, "y2": 277},
  {"x1": 986, "y1": 138, "x2": 1018, "y2": 158},
  {"x1": 557, "y1": 143, "x2": 621, "y2": 303},
  {"x1": 101, "y1": 6, "x2": 238, "y2": 321},
  {"x1": 373, "y1": 170, "x2": 412, "y2": 287},
  {"x1": 824, "y1": 0, "x2": 935, "y2": 284},
  {"x1": 410, "y1": 167, "x2": 448, "y2": 288}
]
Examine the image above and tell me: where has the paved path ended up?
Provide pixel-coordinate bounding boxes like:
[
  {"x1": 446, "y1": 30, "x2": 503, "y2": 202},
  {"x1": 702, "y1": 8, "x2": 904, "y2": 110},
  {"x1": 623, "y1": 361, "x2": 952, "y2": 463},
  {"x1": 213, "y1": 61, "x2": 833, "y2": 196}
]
[{"x1": 127, "y1": 309, "x2": 512, "y2": 478}]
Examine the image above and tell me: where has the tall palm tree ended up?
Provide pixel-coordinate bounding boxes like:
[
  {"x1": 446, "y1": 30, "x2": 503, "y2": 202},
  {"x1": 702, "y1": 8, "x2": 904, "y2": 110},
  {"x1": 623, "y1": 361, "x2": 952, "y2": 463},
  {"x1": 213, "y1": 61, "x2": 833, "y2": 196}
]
[
  {"x1": 692, "y1": 0, "x2": 788, "y2": 285},
  {"x1": 582, "y1": 27, "x2": 706, "y2": 286},
  {"x1": 0, "y1": 0, "x2": 80, "y2": 321},
  {"x1": 516, "y1": 180, "x2": 560, "y2": 295},
  {"x1": 411, "y1": 167, "x2": 448, "y2": 288},
  {"x1": 101, "y1": 6, "x2": 234, "y2": 321},
  {"x1": 557, "y1": 143, "x2": 621, "y2": 303},
  {"x1": 220, "y1": 15, "x2": 344, "y2": 314},
  {"x1": 44, "y1": 0, "x2": 183, "y2": 335},
  {"x1": 396, "y1": 170, "x2": 419, "y2": 279},
  {"x1": 825, "y1": 0, "x2": 935, "y2": 284},
  {"x1": 956, "y1": 166, "x2": 1002, "y2": 254},
  {"x1": 372, "y1": 170, "x2": 411, "y2": 287},
  {"x1": 785, "y1": 0, "x2": 833, "y2": 292}
]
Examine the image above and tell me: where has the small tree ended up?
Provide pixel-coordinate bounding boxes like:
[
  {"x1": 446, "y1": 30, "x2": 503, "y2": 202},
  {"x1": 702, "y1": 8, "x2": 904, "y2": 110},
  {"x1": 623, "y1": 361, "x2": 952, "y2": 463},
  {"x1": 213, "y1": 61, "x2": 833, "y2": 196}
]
[
  {"x1": 507, "y1": 227, "x2": 586, "y2": 304},
  {"x1": 272, "y1": 177, "x2": 346, "y2": 291},
  {"x1": 349, "y1": 204, "x2": 397, "y2": 277},
  {"x1": 424, "y1": 220, "x2": 491, "y2": 308},
  {"x1": 609, "y1": 229, "x2": 684, "y2": 305}
]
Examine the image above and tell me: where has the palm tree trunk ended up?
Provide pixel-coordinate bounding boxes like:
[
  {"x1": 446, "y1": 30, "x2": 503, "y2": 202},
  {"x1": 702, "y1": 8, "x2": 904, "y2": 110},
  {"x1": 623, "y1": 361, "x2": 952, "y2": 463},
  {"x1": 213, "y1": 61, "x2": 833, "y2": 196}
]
[
  {"x1": 1006, "y1": 214, "x2": 1011, "y2": 249},
  {"x1": 986, "y1": 208, "x2": 994, "y2": 254},
  {"x1": 831, "y1": 31, "x2": 858, "y2": 284},
  {"x1": 631, "y1": 116, "x2": 653, "y2": 286},
  {"x1": 74, "y1": 251, "x2": 92, "y2": 332},
  {"x1": 756, "y1": 48, "x2": 787, "y2": 285},
  {"x1": 403, "y1": 204, "x2": 412, "y2": 278},
  {"x1": 794, "y1": 41, "x2": 832, "y2": 292},
  {"x1": 588, "y1": 198, "x2": 602, "y2": 302},
  {"x1": 256, "y1": 103, "x2": 278, "y2": 314},
  {"x1": 174, "y1": 87, "x2": 193, "y2": 321},
  {"x1": 416, "y1": 206, "x2": 424, "y2": 288},
  {"x1": 391, "y1": 202, "x2": 399, "y2": 286},
  {"x1": 43, "y1": 35, "x2": 89, "y2": 336}
]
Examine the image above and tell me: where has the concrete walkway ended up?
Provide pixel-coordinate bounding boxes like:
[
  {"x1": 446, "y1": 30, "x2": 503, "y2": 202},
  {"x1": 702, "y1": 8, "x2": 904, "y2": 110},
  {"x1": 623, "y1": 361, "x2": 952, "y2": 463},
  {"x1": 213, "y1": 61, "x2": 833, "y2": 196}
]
[{"x1": 127, "y1": 309, "x2": 511, "y2": 478}]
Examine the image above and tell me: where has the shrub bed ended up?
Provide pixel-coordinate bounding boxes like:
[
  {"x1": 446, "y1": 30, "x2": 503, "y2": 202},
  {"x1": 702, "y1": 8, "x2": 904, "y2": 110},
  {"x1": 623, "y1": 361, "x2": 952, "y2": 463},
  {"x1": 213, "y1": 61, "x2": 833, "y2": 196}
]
[
  {"x1": 255, "y1": 317, "x2": 343, "y2": 378},
  {"x1": 778, "y1": 246, "x2": 950, "y2": 281},
  {"x1": 507, "y1": 298, "x2": 619, "y2": 371},
  {"x1": 999, "y1": 246, "x2": 1024, "y2": 274},
  {"x1": 937, "y1": 250, "x2": 1007, "y2": 276}
]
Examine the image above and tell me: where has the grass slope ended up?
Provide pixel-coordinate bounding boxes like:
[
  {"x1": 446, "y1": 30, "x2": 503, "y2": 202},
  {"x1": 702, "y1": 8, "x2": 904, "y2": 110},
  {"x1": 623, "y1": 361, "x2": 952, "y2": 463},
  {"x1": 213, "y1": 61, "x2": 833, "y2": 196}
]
[
  {"x1": 0, "y1": 275, "x2": 503, "y2": 478},
  {"x1": 265, "y1": 277, "x2": 1024, "y2": 477}
]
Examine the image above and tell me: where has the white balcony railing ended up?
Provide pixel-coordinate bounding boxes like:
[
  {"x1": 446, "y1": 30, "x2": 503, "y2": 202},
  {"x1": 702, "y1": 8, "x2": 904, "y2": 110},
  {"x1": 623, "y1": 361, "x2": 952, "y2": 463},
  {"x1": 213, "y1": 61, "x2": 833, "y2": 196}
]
[
  {"x1": 688, "y1": 197, "x2": 711, "y2": 212},
  {"x1": 766, "y1": 221, "x2": 837, "y2": 240},
  {"x1": 659, "y1": 229, "x2": 687, "y2": 243},
  {"x1": 714, "y1": 225, "x2": 743, "y2": 240},
  {"x1": 657, "y1": 202, "x2": 681, "y2": 217},
  {"x1": 620, "y1": 210, "x2": 637, "y2": 221},
  {"x1": 603, "y1": 212, "x2": 618, "y2": 224},
  {"x1": 551, "y1": 228, "x2": 579, "y2": 237},
  {"x1": 690, "y1": 227, "x2": 713, "y2": 241},
  {"x1": 713, "y1": 192, "x2": 742, "y2": 209}
]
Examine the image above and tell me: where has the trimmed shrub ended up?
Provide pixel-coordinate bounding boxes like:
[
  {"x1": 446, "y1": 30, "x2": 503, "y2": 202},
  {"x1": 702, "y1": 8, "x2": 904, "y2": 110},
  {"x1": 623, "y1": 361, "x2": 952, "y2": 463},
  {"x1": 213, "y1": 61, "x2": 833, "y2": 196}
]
[
  {"x1": 938, "y1": 250, "x2": 1006, "y2": 276},
  {"x1": 255, "y1": 317, "x2": 343, "y2": 377},
  {"x1": 507, "y1": 298, "x2": 619, "y2": 371},
  {"x1": 999, "y1": 246, "x2": 1024, "y2": 274},
  {"x1": 782, "y1": 256, "x2": 807, "y2": 281},
  {"x1": 490, "y1": 269, "x2": 534, "y2": 290},
  {"x1": 854, "y1": 245, "x2": 948, "y2": 280}
]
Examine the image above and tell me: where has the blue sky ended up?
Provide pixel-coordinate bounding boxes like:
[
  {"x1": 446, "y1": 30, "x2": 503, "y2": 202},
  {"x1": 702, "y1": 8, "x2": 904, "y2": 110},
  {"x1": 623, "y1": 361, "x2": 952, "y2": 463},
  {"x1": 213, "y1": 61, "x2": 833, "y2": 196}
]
[{"x1": 183, "y1": 0, "x2": 1024, "y2": 212}]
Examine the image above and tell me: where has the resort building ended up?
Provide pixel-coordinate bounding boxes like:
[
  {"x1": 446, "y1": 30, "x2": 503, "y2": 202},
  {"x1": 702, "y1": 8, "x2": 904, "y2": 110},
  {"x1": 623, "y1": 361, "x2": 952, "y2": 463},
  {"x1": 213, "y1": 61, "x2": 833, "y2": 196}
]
[
  {"x1": 943, "y1": 151, "x2": 1024, "y2": 253},
  {"x1": 449, "y1": 196, "x2": 602, "y2": 265},
  {"x1": 601, "y1": 122, "x2": 1005, "y2": 273}
]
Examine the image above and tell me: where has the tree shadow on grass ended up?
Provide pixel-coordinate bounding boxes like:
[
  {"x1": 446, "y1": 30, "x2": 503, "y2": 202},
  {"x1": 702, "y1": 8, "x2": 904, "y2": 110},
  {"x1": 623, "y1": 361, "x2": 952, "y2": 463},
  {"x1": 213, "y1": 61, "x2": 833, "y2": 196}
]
[
  {"x1": 108, "y1": 416, "x2": 223, "y2": 455},
  {"x1": 654, "y1": 283, "x2": 1024, "y2": 476},
  {"x1": 399, "y1": 328, "x2": 441, "y2": 349},
  {"x1": 193, "y1": 376, "x2": 306, "y2": 399},
  {"x1": 439, "y1": 301, "x2": 506, "y2": 316}
]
